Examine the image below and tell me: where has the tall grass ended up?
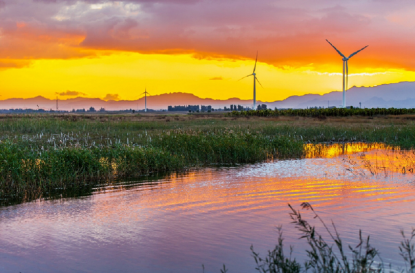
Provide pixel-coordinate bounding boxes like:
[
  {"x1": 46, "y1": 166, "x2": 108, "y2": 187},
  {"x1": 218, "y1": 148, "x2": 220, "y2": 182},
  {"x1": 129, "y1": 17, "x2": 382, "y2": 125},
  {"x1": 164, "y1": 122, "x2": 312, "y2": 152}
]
[
  {"x1": 249, "y1": 203, "x2": 415, "y2": 273},
  {"x1": 0, "y1": 129, "x2": 302, "y2": 202},
  {"x1": 1, "y1": 114, "x2": 415, "y2": 203},
  {"x1": 3, "y1": 115, "x2": 415, "y2": 148}
]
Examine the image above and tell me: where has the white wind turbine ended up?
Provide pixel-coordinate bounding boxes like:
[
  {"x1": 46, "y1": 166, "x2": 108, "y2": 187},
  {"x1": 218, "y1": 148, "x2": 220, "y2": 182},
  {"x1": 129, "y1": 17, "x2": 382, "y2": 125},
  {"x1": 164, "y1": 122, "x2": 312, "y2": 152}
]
[
  {"x1": 141, "y1": 88, "x2": 150, "y2": 112},
  {"x1": 326, "y1": 39, "x2": 368, "y2": 108},
  {"x1": 239, "y1": 52, "x2": 263, "y2": 110}
]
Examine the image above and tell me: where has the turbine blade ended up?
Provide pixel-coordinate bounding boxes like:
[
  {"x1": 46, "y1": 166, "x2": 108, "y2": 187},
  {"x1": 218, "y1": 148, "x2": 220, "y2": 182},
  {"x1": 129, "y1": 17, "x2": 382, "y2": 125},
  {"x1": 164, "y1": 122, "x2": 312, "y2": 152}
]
[
  {"x1": 238, "y1": 74, "x2": 253, "y2": 81},
  {"x1": 253, "y1": 51, "x2": 258, "y2": 73},
  {"x1": 348, "y1": 45, "x2": 368, "y2": 59},
  {"x1": 256, "y1": 77, "x2": 263, "y2": 88},
  {"x1": 326, "y1": 39, "x2": 346, "y2": 58}
]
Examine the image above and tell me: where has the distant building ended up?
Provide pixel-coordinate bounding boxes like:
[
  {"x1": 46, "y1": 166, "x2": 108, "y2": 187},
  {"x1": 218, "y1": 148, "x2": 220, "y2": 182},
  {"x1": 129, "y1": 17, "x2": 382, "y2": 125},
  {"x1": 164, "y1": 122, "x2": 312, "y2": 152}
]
[
  {"x1": 99, "y1": 107, "x2": 106, "y2": 112},
  {"x1": 257, "y1": 104, "x2": 267, "y2": 110},
  {"x1": 0, "y1": 108, "x2": 68, "y2": 114},
  {"x1": 88, "y1": 107, "x2": 96, "y2": 112},
  {"x1": 230, "y1": 104, "x2": 239, "y2": 110},
  {"x1": 168, "y1": 105, "x2": 200, "y2": 112},
  {"x1": 201, "y1": 105, "x2": 212, "y2": 112},
  {"x1": 237, "y1": 105, "x2": 244, "y2": 111}
]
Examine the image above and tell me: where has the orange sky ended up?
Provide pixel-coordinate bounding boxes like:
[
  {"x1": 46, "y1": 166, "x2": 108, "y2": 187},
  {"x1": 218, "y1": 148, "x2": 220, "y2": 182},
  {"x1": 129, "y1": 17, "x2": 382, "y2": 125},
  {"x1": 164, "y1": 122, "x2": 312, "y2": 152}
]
[{"x1": 1, "y1": 0, "x2": 415, "y2": 102}]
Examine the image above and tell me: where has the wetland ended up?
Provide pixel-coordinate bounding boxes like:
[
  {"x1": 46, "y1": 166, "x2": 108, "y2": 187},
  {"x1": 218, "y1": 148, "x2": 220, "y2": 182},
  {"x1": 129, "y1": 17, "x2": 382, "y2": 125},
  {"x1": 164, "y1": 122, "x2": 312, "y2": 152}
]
[{"x1": 1, "y1": 113, "x2": 415, "y2": 272}]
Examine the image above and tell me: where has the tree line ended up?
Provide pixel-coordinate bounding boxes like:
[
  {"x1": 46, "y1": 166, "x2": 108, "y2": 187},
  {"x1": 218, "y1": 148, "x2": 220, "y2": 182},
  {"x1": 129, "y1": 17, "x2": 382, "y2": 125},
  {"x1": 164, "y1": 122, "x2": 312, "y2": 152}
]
[{"x1": 227, "y1": 107, "x2": 415, "y2": 117}]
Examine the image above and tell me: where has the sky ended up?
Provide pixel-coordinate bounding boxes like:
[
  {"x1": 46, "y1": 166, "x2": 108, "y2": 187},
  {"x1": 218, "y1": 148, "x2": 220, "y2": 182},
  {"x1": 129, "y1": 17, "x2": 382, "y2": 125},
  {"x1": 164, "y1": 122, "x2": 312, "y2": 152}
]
[{"x1": 0, "y1": 0, "x2": 415, "y2": 102}]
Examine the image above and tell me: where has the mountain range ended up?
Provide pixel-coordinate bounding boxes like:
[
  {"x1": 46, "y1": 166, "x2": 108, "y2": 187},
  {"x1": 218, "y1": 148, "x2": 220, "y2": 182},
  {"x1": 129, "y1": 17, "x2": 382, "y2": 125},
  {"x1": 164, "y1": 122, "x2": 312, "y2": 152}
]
[{"x1": 1, "y1": 81, "x2": 415, "y2": 111}]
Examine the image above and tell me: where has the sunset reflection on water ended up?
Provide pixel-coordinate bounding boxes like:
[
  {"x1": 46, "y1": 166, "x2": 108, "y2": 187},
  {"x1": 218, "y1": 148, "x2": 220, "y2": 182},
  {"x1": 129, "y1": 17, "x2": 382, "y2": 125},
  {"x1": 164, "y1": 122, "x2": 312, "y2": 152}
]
[
  {"x1": 306, "y1": 142, "x2": 415, "y2": 176},
  {"x1": 0, "y1": 144, "x2": 415, "y2": 273},
  {"x1": 304, "y1": 142, "x2": 397, "y2": 158}
]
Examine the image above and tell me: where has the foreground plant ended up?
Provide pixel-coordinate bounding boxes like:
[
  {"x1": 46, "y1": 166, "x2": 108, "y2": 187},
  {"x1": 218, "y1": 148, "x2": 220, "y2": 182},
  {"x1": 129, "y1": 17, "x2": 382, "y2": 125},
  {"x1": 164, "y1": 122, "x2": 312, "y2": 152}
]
[{"x1": 249, "y1": 203, "x2": 415, "y2": 273}]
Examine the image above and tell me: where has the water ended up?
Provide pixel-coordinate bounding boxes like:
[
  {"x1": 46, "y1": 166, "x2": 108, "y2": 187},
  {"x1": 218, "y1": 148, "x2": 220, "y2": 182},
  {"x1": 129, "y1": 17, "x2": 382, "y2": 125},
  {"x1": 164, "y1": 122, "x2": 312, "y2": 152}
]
[{"x1": 1, "y1": 145, "x2": 415, "y2": 272}]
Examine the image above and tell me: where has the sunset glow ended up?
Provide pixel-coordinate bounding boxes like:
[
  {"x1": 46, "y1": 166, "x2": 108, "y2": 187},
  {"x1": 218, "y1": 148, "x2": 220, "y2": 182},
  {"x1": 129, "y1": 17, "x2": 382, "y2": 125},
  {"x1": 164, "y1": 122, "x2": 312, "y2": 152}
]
[{"x1": 1, "y1": 0, "x2": 415, "y2": 101}]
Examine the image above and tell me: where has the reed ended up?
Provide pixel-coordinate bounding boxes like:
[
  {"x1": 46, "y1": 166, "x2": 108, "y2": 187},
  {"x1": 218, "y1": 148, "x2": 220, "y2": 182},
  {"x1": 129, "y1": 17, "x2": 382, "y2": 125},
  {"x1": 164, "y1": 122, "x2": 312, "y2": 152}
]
[
  {"x1": 249, "y1": 203, "x2": 415, "y2": 273},
  {"x1": 0, "y1": 129, "x2": 303, "y2": 202},
  {"x1": 1, "y1": 114, "x2": 415, "y2": 203}
]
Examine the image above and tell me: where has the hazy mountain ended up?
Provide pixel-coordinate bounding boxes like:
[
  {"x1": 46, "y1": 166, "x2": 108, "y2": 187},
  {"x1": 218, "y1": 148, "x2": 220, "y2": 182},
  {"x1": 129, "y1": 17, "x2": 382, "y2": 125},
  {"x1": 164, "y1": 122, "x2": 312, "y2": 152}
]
[
  {"x1": 1, "y1": 81, "x2": 415, "y2": 111},
  {"x1": 266, "y1": 81, "x2": 415, "y2": 109},
  {"x1": 0, "y1": 93, "x2": 256, "y2": 111}
]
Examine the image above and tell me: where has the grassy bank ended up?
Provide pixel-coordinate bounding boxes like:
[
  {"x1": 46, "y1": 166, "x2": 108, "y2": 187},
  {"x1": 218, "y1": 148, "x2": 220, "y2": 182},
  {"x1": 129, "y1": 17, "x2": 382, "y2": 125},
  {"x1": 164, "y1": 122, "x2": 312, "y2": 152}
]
[
  {"x1": 2, "y1": 114, "x2": 415, "y2": 147},
  {"x1": 1, "y1": 113, "x2": 415, "y2": 203}
]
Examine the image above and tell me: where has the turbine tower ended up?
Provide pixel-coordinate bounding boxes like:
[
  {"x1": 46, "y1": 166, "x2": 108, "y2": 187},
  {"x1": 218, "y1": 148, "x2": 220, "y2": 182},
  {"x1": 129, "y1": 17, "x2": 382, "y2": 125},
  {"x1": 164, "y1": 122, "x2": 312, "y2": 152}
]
[
  {"x1": 239, "y1": 52, "x2": 263, "y2": 110},
  {"x1": 142, "y1": 88, "x2": 150, "y2": 112},
  {"x1": 326, "y1": 40, "x2": 368, "y2": 108}
]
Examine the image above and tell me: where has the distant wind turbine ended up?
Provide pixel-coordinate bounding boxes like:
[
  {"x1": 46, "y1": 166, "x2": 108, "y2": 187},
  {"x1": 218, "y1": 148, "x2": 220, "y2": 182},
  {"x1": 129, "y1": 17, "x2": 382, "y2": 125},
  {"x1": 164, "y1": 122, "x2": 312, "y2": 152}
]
[
  {"x1": 238, "y1": 52, "x2": 263, "y2": 110},
  {"x1": 326, "y1": 40, "x2": 368, "y2": 108},
  {"x1": 142, "y1": 88, "x2": 150, "y2": 112}
]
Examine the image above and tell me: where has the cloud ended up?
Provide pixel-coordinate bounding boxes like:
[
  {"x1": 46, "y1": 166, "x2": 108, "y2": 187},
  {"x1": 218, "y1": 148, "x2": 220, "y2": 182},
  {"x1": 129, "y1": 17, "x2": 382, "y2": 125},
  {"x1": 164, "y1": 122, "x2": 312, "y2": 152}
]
[
  {"x1": 103, "y1": 93, "x2": 120, "y2": 101},
  {"x1": 56, "y1": 90, "x2": 87, "y2": 96},
  {"x1": 209, "y1": 77, "x2": 223, "y2": 80},
  {"x1": 0, "y1": 59, "x2": 32, "y2": 69},
  {"x1": 1, "y1": 0, "x2": 415, "y2": 70},
  {"x1": 305, "y1": 71, "x2": 393, "y2": 77}
]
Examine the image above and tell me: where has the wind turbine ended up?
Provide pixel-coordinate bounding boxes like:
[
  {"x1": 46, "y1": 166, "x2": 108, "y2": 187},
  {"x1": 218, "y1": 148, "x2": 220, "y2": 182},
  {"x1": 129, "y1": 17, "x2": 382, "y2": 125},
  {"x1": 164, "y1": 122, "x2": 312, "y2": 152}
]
[
  {"x1": 326, "y1": 40, "x2": 368, "y2": 108},
  {"x1": 142, "y1": 88, "x2": 150, "y2": 112},
  {"x1": 239, "y1": 52, "x2": 263, "y2": 110}
]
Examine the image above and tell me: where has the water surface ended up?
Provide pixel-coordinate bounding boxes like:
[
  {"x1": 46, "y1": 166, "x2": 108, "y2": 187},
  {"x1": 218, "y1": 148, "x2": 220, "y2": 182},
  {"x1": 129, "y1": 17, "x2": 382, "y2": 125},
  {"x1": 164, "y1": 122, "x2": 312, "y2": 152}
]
[{"x1": 1, "y1": 144, "x2": 415, "y2": 272}]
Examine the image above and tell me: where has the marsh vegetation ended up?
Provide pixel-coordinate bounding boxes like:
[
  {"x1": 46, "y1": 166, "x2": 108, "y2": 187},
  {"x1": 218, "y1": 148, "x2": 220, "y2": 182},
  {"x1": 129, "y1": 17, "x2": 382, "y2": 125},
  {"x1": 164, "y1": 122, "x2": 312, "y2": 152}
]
[
  {"x1": 1, "y1": 113, "x2": 415, "y2": 204},
  {"x1": 1, "y1": 129, "x2": 415, "y2": 272}
]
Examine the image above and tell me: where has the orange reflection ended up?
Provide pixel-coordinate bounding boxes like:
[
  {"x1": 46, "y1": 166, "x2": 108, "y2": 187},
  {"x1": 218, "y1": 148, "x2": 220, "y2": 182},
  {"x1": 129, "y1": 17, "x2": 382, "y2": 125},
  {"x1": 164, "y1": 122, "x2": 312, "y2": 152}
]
[
  {"x1": 346, "y1": 149, "x2": 415, "y2": 176},
  {"x1": 85, "y1": 144, "x2": 415, "y2": 224},
  {"x1": 304, "y1": 142, "x2": 415, "y2": 176},
  {"x1": 304, "y1": 142, "x2": 397, "y2": 158},
  {"x1": 88, "y1": 167, "x2": 415, "y2": 226}
]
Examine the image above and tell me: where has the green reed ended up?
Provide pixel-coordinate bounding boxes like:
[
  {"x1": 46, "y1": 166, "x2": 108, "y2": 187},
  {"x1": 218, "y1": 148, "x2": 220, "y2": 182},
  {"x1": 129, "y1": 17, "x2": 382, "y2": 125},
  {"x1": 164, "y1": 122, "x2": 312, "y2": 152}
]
[
  {"x1": 230, "y1": 203, "x2": 415, "y2": 273},
  {"x1": 0, "y1": 128, "x2": 303, "y2": 202},
  {"x1": 3, "y1": 115, "x2": 415, "y2": 149},
  {"x1": 2, "y1": 114, "x2": 415, "y2": 203}
]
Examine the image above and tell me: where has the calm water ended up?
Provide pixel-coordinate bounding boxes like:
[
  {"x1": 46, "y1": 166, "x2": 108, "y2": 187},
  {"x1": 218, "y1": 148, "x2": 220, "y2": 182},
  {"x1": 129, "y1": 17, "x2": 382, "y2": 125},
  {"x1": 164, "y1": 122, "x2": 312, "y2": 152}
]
[{"x1": 1, "y1": 145, "x2": 415, "y2": 272}]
